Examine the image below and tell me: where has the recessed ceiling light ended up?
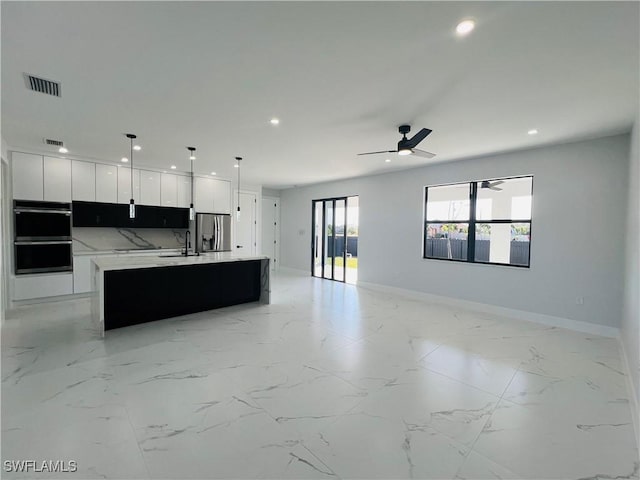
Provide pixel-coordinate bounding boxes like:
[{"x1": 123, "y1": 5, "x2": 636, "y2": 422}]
[
  {"x1": 133, "y1": 145, "x2": 142, "y2": 151},
  {"x1": 58, "y1": 147, "x2": 68, "y2": 154},
  {"x1": 456, "y1": 19, "x2": 475, "y2": 36},
  {"x1": 121, "y1": 157, "x2": 129, "y2": 163},
  {"x1": 270, "y1": 118, "x2": 280, "y2": 125},
  {"x1": 528, "y1": 129, "x2": 539, "y2": 135},
  {"x1": 385, "y1": 159, "x2": 391, "y2": 163},
  {"x1": 170, "y1": 165, "x2": 176, "y2": 169},
  {"x1": 211, "y1": 171, "x2": 217, "y2": 175}
]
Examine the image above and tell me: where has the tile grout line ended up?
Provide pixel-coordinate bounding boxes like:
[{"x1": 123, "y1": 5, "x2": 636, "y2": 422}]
[
  {"x1": 123, "y1": 401, "x2": 153, "y2": 480},
  {"x1": 418, "y1": 362, "x2": 516, "y2": 400},
  {"x1": 238, "y1": 374, "x2": 348, "y2": 479},
  {"x1": 453, "y1": 364, "x2": 522, "y2": 478}
]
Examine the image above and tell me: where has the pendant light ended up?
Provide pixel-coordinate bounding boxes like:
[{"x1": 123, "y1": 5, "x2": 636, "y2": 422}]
[
  {"x1": 125, "y1": 133, "x2": 137, "y2": 219},
  {"x1": 187, "y1": 147, "x2": 196, "y2": 221},
  {"x1": 235, "y1": 157, "x2": 242, "y2": 220}
]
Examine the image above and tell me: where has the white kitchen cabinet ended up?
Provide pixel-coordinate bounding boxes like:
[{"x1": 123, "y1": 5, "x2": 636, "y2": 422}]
[
  {"x1": 177, "y1": 175, "x2": 192, "y2": 208},
  {"x1": 73, "y1": 256, "x2": 93, "y2": 294},
  {"x1": 160, "y1": 173, "x2": 178, "y2": 207},
  {"x1": 13, "y1": 273, "x2": 73, "y2": 300},
  {"x1": 95, "y1": 164, "x2": 118, "y2": 203},
  {"x1": 212, "y1": 179, "x2": 231, "y2": 214},
  {"x1": 140, "y1": 170, "x2": 161, "y2": 205},
  {"x1": 194, "y1": 176, "x2": 214, "y2": 213},
  {"x1": 72, "y1": 160, "x2": 96, "y2": 201},
  {"x1": 43, "y1": 156, "x2": 72, "y2": 202},
  {"x1": 117, "y1": 167, "x2": 141, "y2": 204},
  {"x1": 12, "y1": 152, "x2": 43, "y2": 201}
]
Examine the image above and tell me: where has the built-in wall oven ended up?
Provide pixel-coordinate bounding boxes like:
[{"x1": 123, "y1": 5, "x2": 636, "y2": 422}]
[{"x1": 14, "y1": 200, "x2": 73, "y2": 274}]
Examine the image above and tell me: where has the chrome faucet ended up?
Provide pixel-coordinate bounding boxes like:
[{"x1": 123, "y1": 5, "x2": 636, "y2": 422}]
[{"x1": 184, "y1": 230, "x2": 191, "y2": 256}]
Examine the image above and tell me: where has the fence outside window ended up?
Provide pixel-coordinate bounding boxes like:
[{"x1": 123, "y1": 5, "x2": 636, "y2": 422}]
[{"x1": 423, "y1": 176, "x2": 533, "y2": 267}]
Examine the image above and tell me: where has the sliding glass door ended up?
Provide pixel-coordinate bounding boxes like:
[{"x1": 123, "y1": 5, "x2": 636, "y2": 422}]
[{"x1": 312, "y1": 197, "x2": 347, "y2": 282}]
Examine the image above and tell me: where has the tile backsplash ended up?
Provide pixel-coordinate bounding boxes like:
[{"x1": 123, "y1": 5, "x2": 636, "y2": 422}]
[{"x1": 73, "y1": 227, "x2": 187, "y2": 252}]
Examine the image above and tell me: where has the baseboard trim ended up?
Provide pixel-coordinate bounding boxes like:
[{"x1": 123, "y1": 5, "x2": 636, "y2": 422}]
[
  {"x1": 11, "y1": 292, "x2": 92, "y2": 308},
  {"x1": 619, "y1": 338, "x2": 640, "y2": 455},
  {"x1": 357, "y1": 281, "x2": 620, "y2": 338}
]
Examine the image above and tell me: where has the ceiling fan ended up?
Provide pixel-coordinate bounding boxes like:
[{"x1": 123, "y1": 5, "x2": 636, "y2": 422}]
[
  {"x1": 480, "y1": 180, "x2": 504, "y2": 191},
  {"x1": 358, "y1": 125, "x2": 436, "y2": 159}
]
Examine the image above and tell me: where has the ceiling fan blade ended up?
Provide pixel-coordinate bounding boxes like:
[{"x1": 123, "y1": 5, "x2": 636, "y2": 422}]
[
  {"x1": 491, "y1": 180, "x2": 505, "y2": 187},
  {"x1": 489, "y1": 186, "x2": 503, "y2": 191},
  {"x1": 357, "y1": 150, "x2": 398, "y2": 156},
  {"x1": 410, "y1": 148, "x2": 436, "y2": 159},
  {"x1": 404, "y1": 128, "x2": 432, "y2": 149}
]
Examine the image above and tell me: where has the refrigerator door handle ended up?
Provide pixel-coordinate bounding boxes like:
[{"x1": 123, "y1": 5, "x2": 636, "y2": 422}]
[{"x1": 214, "y1": 216, "x2": 219, "y2": 251}]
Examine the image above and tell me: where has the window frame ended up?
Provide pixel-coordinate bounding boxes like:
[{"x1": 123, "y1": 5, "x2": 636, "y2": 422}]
[{"x1": 423, "y1": 175, "x2": 533, "y2": 268}]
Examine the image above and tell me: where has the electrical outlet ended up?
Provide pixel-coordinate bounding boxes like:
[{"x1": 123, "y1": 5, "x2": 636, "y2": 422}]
[{"x1": 576, "y1": 296, "x2": 584, "y2": 305}]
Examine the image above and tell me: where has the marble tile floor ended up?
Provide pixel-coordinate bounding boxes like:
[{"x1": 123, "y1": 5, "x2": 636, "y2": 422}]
[{"x1": 1, "y1": 270, "x2": 638, "y2": 479}]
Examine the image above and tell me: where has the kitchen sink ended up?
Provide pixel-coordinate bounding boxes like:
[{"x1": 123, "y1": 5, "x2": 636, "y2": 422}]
[{"x1": 158, "y1": 253, "x2": 199, "y2": 258}]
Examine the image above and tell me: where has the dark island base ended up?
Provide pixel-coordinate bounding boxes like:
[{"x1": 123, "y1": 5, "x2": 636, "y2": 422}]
[{"x1": 104, "y1": 260, "x2": 262, "y2": 330}]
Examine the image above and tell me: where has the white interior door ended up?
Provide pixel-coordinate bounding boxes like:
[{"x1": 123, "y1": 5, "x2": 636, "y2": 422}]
[
  {"x1": 261, "y1": 196, "x2": 279, "y2": 270},
  {"x1": 235, "y1": 192, "x2": 256, "y2": 255}
]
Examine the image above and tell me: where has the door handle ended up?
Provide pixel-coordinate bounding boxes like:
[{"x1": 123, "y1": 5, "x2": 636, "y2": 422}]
[{"x1": 236, "y1": 245, "x2": 243, "y2": 248}]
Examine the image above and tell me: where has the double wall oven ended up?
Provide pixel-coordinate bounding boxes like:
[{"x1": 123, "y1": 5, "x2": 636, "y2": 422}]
[{"x1": 14, "y1": 200, "x2": 73, "y2": 274}]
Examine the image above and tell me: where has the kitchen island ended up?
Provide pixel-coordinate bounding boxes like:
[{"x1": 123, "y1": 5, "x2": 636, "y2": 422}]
[{"x1": 91, "y1": 252, "x2": 270, "y2": 334}]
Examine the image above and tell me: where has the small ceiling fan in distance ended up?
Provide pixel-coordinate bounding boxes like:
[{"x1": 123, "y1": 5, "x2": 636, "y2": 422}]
[
  {"x1": 358, "y1": 125, "x2": 436, "y2": 159},
  {"x1": 480, "y1": 180, "x2": 504, "y2": 191}
]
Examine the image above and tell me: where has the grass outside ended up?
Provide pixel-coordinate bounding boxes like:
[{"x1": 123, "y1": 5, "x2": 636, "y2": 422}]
[{"x1": 327, "y1": 256, "x2": 358, "y2": 268}]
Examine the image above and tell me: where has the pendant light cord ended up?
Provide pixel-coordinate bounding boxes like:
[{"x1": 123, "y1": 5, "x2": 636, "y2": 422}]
[
  {"x1": 187, "y1": 147, "x2": 196, "y2": 221},
  {"x1": 236, "y1": 157, "x2": 241, "y2": 213},
  {"x1": 130, "y1": 136, "x2": 134, "y2": 199},
  {"x1": 125, "y1": 133, "x2": 137, "y2": 218}
]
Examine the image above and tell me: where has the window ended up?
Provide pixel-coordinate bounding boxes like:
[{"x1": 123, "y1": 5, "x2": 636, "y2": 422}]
[{"x1": 423, "y1": 176, "x2": 533, "y2": 267}]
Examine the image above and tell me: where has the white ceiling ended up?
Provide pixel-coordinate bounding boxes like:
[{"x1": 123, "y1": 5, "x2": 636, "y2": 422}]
[{"x1": 2, "y1": 1, "x2": 638, "y2": 189}]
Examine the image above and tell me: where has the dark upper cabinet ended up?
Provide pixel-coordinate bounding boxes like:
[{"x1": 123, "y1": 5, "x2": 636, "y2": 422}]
[
  {"x1": 73, "y1": 202, "x2": 188, "y2": 229},
  {"x1": 73, "y1": 201, "x2": 118, "y2": 227}
]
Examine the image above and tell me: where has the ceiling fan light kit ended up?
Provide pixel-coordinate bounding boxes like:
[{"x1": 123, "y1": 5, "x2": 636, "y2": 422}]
[{"x1": 359, "y1": 125, "x2": 436, "y2": 159}]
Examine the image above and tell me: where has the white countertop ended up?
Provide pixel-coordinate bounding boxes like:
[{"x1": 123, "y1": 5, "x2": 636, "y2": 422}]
[
  {"x1": 74, "y1": 248, "x2": 182, "y2": 256},
  {"x1": 92, "y1": 251, "x2": 269, "y2": 271}
]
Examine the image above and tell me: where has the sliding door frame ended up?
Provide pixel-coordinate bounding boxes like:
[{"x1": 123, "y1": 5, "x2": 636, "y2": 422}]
[{"x1": 311, "y1": 196, "x2": 348, "y2": 283}]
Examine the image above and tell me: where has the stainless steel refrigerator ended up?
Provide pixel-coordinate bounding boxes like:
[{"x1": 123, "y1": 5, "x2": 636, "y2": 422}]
[{"x1": 195, "y1": 213, "x2": 231, "y2": 253}]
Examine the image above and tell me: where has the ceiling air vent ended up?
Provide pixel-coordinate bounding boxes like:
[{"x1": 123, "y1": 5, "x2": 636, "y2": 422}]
[
  {"x1": 44, "y1": 138, "x2": 64, "y2": 147},
  {"x1": 24, "y1": 74, "x2": 61, "y2": 97}
]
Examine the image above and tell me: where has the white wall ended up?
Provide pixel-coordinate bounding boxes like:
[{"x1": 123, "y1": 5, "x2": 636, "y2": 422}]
[
  {"x1": 622, "y1": 112, "x2": 639, "y2": 449},
  {"x1": 1, "y1": 137, "x2": 9, "y2": 160},
  {"x1": 280, "y1": 134, "x2": 630, "y2": 329},
  {"x1": 262, "y1": 188, "x2": 281, "y2": 198}
]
